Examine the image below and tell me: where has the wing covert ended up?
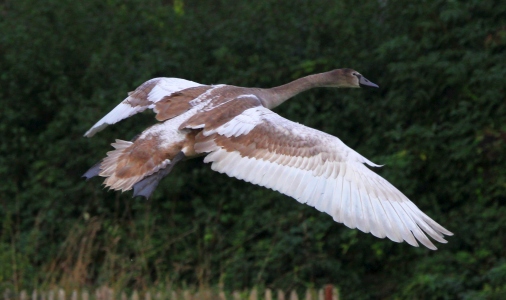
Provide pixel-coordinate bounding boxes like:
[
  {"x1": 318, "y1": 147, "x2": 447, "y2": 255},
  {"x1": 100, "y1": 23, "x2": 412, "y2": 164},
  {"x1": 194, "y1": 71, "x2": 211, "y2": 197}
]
[{"x1": 84, "y1": 78, "x2": 202, "y2": 137}]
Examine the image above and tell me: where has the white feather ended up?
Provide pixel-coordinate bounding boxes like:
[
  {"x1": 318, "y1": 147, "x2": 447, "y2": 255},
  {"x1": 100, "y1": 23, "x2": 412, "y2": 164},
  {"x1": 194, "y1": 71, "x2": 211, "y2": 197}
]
[
  {"x1": 320, "y1": 175, "x2": 336, "y2": 213},
  {"x1": 293, "y1": 171, "x2": 314, "y2": 203},
  {"x1": 275, "y1": 165, "x2": 294, "y2": 194},
  {"x1": 330, "y1": 175, "x2": 344, "y2": 222},
  {"x1": 357, "y1": 189, "x2": 372, "y2": 234},
  {"x1": 341, "y1": 180, "x2": 355, "y2": 229},
  {"x1": 148, "y1": 78, "x2": 201, "y2": 103},
  {"x1": 214, "y1": 107, "x2": 265, "y2": 137},
  {"x1": 250, "y1": 159, "x2": 267, "y2": 184}
]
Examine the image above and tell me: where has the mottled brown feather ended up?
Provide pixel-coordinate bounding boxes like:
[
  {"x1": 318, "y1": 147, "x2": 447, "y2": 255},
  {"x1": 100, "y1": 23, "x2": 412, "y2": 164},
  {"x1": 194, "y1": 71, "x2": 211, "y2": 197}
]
[
  {"x1": 179, "y1": 93, "x2": 262, "y2": 130},
  {"x1": 101, "y1": 135, "x2": 167, "y2": 180},
  {"x1": 197, "y1": 127, "x2": 329, "y2": 161},
  {"x1": 189, "y1": 95, "x2": 344, "y2": 167},
  {"x1": 155, "y1": 86, "x2": 212, "y2": 121},
  {"x1": 125, "y1": 79, "x2": 160, "y2": 107},
  {"x1": 100, "y1": 130, "x2": 198, "y2": 191}
]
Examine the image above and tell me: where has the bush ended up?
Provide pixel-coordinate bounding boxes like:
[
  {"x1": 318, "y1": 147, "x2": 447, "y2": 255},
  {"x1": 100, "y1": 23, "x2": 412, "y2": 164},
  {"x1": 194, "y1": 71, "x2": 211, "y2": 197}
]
[{"x1": 1, "y1": 0, "x2": 505, "y2": 298}]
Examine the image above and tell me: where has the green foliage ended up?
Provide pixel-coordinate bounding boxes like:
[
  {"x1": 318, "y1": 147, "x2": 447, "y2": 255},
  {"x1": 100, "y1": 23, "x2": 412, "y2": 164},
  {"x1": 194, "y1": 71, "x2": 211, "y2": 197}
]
[{"x1": 1, "y1": 0, "x2": 505, "y2": 299}]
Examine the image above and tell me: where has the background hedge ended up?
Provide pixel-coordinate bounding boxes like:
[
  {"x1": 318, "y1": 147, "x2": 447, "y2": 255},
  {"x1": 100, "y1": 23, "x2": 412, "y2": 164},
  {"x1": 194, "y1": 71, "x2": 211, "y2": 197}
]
[{"x1": 1, "y1": 0, "x2": 505, "y2": 299}]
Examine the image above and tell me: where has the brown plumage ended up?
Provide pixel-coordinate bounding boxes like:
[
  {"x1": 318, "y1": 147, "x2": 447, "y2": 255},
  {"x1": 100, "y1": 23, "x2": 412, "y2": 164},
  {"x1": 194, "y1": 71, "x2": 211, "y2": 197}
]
[
  {"x1": 84, "y1": 69, "x2": 452, "y2": 249},
  {"x1": 155, "y1": 86, "x2": 212, "y2": 121}
]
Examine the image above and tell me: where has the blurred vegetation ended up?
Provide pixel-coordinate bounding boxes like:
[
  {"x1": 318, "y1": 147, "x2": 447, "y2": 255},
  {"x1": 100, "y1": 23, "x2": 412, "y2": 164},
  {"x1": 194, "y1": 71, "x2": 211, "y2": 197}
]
[{"x1": 1, "y1": 0, "x2": 505, "y2": 299}]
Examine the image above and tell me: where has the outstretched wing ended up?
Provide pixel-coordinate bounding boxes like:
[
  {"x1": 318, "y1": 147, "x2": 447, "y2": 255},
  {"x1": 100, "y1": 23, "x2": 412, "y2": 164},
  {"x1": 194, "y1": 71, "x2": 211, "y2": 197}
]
[
  {"x1": 185, "y1": 95, "x2": 452, "y2": 250},
  {"x1": 84, "y1": 78, "x2": 202, "y2": 137}
]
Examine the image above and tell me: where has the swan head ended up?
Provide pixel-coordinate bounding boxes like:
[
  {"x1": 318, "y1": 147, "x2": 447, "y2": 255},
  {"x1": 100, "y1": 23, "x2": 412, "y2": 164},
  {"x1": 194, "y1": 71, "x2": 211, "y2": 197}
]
[{"x1": 326, "y1": 68, "x2": 379, "y2": 88}]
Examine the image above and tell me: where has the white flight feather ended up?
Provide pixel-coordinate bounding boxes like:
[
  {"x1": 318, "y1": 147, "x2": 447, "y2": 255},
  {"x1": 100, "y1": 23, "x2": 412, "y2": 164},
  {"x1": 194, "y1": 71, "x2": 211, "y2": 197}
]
[{"x1": 199, "y1": 106, "x2": 451, "y2": 248}]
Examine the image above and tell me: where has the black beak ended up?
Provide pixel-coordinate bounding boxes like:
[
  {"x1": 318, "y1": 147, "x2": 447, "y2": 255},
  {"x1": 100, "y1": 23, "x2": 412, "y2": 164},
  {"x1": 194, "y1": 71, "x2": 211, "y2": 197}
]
[{"x1": 358, "y1": 75, "x2": 379, "y2": 88}]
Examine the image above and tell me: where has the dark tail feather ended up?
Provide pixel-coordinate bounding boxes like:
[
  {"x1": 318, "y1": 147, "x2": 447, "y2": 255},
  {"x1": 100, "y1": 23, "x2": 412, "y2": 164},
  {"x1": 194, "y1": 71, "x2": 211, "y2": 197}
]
[
  {"x1": 83, "y1": 161, "x2": 102, "y2": 180},
  {"x1": 132, "y1": 152, "x2": 185, "y2": 199}
]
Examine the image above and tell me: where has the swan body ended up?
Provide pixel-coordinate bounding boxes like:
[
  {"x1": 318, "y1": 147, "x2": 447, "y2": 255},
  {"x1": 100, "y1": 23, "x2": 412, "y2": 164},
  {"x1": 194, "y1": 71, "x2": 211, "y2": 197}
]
[{"x1": 84, "y1": 69, "x2": 452, "y2": 250}]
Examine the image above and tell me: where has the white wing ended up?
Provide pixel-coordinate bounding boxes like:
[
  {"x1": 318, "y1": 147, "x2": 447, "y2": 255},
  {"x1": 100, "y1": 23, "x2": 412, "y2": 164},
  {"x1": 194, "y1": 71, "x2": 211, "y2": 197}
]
[
  {"x1": 192, "y1": 100, "x2": 452, "y2": 250},
  {"x1": 84, "y1": 77, "x2": 202, "y2": 137}
]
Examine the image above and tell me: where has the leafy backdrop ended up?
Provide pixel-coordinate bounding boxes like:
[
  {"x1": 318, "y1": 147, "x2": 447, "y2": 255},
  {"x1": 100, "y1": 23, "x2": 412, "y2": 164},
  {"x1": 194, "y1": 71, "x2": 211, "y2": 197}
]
[{"x1": 1, "y1": 0, "x2": 505, "y2": 299}]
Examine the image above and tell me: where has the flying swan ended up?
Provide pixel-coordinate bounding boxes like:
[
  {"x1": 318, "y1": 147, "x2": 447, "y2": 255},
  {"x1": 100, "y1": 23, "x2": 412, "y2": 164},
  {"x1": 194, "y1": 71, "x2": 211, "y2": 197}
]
[{"x1": 83, "y1": 69, "x2": 452, "y2": 249}]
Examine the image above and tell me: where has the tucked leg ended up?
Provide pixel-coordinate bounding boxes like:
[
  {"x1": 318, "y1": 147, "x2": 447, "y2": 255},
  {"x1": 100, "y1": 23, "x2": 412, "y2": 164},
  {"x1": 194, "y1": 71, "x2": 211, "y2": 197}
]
[
  {"x1": 82, "y1": 161, "x2": 102, "y2": 180},
  {"x1": 132, "y1": 151, "x2": 186, "y2": 199}
]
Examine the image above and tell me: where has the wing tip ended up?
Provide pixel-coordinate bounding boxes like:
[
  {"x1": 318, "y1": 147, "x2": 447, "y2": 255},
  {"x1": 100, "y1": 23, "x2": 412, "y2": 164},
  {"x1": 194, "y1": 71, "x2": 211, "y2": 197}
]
[
  {"x1": 439, "y1": 228, "x2": 454, "y2": 236},
  {"x1": 84, "y1": 123, "x2": 110, "y2": 138},
  {"x1": 426, "y1": 243, "x2": 438, "y2": 251},
  {"x1": 83, "y1": 131, "x2": 94, "y2": 138}
]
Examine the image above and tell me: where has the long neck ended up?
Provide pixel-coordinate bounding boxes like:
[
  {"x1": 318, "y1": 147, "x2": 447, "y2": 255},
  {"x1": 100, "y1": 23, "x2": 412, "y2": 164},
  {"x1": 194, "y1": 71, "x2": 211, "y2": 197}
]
[{"x1": 260, "y1": 72, "x2": 336, "y2": 109}]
